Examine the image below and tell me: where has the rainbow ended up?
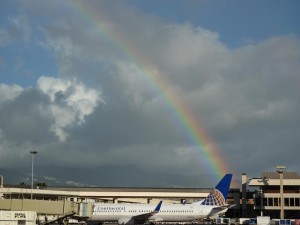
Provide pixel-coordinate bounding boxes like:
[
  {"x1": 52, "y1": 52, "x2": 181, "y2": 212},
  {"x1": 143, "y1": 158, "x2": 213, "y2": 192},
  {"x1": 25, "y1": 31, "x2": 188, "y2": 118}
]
[{"x1": 63, "y1": 1, "x2": 231, "y2": 181}]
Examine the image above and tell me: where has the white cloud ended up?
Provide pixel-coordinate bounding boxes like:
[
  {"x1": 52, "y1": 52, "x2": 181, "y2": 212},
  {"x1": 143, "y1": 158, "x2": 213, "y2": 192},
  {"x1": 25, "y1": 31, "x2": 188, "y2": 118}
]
[
  {"x1": 37, "y1": 76, "x2": 103, "y2": 141},
  {"x1": 44, "y1": 35, "x2": 82, "y2": 60},
  {"x1": 163, "y1": 24, "x2": 227, "y2": 68},
  {"x1": 0, "y1": 84, "x2": 24, "y2": 104}
]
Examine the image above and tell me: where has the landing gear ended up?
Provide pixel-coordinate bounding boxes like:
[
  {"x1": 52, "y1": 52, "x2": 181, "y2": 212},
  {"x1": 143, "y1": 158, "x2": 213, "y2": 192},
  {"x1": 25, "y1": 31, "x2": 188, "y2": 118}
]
[{"x1": 203, "y1": 218, "x2": 214, "y2": 224}]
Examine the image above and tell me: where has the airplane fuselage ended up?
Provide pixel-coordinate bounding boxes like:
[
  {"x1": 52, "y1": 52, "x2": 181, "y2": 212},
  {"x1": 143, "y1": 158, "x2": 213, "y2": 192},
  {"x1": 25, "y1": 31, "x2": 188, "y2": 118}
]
[{"x1": 89, "y1": 203, "x2": 223, "y2": 224}]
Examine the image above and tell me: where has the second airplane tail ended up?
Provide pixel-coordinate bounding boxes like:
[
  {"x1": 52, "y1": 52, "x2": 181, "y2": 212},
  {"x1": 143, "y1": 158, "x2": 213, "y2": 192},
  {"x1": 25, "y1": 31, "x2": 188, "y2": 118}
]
[{"x1": 201, "y1": 174, "x2": 232, "y2": 206}]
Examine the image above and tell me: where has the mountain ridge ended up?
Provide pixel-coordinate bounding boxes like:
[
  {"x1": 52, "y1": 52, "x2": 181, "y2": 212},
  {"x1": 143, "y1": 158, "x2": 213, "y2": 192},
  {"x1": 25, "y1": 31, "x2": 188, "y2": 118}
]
[{"x1": 0, "y1": 165, "x2": 213, "y2": 188}]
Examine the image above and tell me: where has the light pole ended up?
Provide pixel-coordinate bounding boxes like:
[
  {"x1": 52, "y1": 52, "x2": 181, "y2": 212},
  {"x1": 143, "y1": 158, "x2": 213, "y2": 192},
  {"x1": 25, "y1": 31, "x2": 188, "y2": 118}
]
[
  {"x1": 276, "y1": 166, "x2": 286, "y2": 220},
  {"x1": 30, "y1": 150, "x2": 38, "y2": 200}
]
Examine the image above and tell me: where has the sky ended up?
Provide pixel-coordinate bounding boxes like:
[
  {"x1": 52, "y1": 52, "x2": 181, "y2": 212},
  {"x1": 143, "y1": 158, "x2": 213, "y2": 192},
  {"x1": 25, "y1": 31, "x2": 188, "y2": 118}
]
[{"x1": 0, "y1": 0, "x2": 300, "y2": 186}]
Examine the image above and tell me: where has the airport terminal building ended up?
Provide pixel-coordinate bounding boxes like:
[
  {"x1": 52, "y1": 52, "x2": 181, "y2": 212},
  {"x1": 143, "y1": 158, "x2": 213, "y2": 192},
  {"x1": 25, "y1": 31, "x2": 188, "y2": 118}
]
[
  {"x1": 1, "y1": 169, "x2": 300, "y2": 221},
  {"x1": 247, "y1": 171, "x2": 300, "y2": 219}
]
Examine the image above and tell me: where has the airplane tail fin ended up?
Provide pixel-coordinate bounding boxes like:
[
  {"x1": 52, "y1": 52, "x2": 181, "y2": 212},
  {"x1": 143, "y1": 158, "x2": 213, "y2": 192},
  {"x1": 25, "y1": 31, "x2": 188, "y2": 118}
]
[{"x1": 201, "y1": 174, "x2": 232, "y2": 206}]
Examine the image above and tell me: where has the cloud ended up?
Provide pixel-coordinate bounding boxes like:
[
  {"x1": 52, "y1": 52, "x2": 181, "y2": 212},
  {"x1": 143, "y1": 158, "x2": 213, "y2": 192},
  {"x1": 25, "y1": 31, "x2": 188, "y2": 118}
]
[
  {"x1": 0, "y1": 84, "x2": 24, "y2": 104},
  {"x1": 0, "y1": 16, "x2": 31, "y2": 46},
  {"x1": 37, "y1": 76, "x2": 103, "y2": 141},
  {"x1": 10, "y1": 16, "x2": 31, "y2": 43},
  {"x1": 0, "y1": 77, "x2": 102, "y2": 167}
]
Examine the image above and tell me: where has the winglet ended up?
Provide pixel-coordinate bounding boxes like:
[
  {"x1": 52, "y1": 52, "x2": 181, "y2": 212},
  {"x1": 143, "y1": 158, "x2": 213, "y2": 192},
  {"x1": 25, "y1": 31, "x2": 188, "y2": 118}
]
[
  {"x1": 154, "y1": 200, "x2": 162, "y2": 212},
  {"x1": 201, "y1": 174, "x2": 233, "y2": 206}
]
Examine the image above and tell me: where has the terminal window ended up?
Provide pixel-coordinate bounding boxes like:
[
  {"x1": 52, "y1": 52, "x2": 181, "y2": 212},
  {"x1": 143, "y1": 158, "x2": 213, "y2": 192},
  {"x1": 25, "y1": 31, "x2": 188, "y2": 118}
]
[
  {"x1": 274, "y1": 198, "x2": 279, "y2": 206},
  {"x1": 284, "y1": 198, "x2": 289, "y2": 206},
  {"x1": 268, "y1": 198, "x2": 273, "y2": 206},
  {"x1": 290, "y1": 198, "x2": 294, "y2": 206},
  {"x1": 295, "y1": 198, "x2": 299, "y2": 206}
]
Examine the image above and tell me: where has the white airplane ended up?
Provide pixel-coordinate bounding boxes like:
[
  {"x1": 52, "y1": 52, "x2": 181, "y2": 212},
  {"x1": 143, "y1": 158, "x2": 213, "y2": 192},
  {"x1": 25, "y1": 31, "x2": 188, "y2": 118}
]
[{"x1": 87, "y1": 174, "x2": 233, "y2": 225}]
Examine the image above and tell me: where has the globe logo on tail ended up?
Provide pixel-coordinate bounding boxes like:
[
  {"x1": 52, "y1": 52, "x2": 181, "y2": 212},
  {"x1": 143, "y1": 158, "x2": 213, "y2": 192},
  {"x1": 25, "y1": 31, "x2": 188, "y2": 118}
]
[
  {"x1": 201, "y1": 174, "x2": 232, "y2": 206},
  {"x1": 201, "y1": 189, "x2": 226, "y2": 206}
]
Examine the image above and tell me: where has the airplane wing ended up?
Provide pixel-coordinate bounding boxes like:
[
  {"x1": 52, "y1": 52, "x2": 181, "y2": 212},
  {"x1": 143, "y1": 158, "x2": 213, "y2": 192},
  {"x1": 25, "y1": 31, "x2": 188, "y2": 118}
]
[
  {"x1": 207, "y1": 204, "x2": 236, "y2": 219},
  {"x1": 212, "y1": 204, "x2": 236, "y2": 210},
  {"x1": 132, "y1": 201, "x2": 162, "y2": 223}
]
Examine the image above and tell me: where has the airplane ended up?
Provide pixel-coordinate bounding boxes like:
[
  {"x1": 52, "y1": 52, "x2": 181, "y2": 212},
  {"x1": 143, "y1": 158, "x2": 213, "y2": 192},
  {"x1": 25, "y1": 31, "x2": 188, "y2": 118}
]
[{"x1": 87, "y1": 174, "x2": 233, "y2": 225}]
